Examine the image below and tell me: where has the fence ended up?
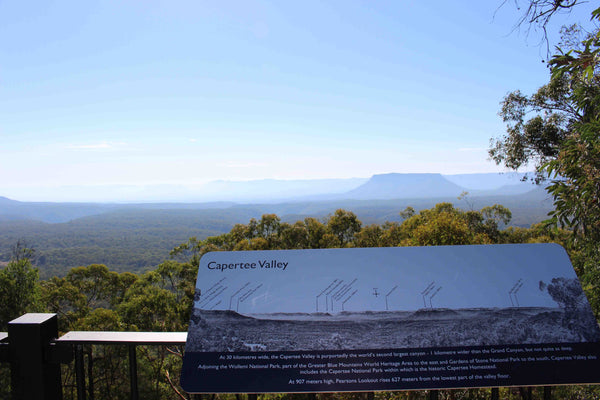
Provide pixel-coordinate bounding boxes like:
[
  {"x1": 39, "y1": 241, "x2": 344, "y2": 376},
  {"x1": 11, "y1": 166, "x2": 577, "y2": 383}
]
[
  {"x1": 0, "y1": 313, "x2": 553, "y2": 400},
  {"x1": 57, "y1": 330, "x2": 188, "y2": 400},
  {"x1": 0, "y1": 313, "x2": 187, "y2": 400}
]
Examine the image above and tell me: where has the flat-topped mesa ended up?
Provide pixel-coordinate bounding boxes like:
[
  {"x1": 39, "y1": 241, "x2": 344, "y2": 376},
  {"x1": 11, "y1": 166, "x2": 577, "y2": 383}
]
[{"x1": 345, "y1": 173, "x2": 465, "y2": 199}]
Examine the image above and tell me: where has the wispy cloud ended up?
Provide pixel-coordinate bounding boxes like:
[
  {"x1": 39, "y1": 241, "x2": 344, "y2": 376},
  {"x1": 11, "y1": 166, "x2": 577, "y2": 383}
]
[
  {"x1": 66, "y1": 141, "x2": 127, "y2": 150},
  {"x1": 216, "y1": 161, "x2": 268, "y2": 168}
]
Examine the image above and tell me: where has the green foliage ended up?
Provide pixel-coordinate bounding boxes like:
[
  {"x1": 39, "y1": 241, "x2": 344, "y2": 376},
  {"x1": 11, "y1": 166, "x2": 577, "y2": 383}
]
[
  {"x1": 168, "y1": 204, "x2": 555, "y2": 258},
  {"x1": 0, "y1": 243, "x2": 41, "y2": 329},
  {"x1": 490, "y1": 75, "x2": 573, "y2": 181},
  {"x1": 326, "y1": 209, "x2": 362, "y2": 247},
  {"x1": 119, "y1": 261, "x2": 195, "y2": 332},
  {"x1": 119, "y1": 282, "x2": 180, "y2": 331},
  {"x1": 491, "y1": 8, "x2": 600, "y2": 239},
  {"x1": 396, "y1": 203, "x2": 514, "y2": 246},
  {"x1": 544, "y1": 11, "x2": 600, "y2": 248},
  {"x1": 545, "y1": 120, "x2": 600, "y2": 244},
  {"x1": 0, "y1": 259, "x2": 41, "y2": 329},
  {"x1": 354, "y1": 224, "x2": 384, "y2": 247},
  {"x1": 41, "y1": 264, "x2": 139, "y2": 331},
  {"x1": 502, "y1": 222, "x2": 571, "y2": 246}
]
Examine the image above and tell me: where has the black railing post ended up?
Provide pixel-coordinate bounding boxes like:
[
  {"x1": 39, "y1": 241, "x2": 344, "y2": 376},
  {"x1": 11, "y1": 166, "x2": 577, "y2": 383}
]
[
  {"x1": 87, "y1": 349, "x2": 94, "y2": 400},
  {"x1": 8, "y1": 313, "x2": 62, "y2": 400},
  {"x1": 128, "y1": 344, "x2": 139, "y2": 400},
  {"x1": 0, "y1": 332, "x2": 9, "y2": 362},
  {"x1": 491, "y1": 387, "x2": 499, "y2": 400},
  {"x1": 75, "y1": 345, "x2": 86, "y2": 400}
]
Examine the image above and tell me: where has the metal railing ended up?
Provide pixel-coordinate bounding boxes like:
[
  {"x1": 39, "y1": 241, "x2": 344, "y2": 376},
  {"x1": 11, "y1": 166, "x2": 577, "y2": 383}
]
[
  {"x1": 56, "y1": 331, "x2": 187, "y2": 400},
  {"x1": 0, "y1": 332, "x2": 8, "y2": 369},
  {"x1": 0, "y1": 313, "x2": 188, "y2": 400}
]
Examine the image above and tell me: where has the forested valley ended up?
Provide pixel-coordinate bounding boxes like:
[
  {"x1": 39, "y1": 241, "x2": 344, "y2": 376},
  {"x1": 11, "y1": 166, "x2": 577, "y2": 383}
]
[{"x1": 0, "y1": 190, "x2": 552, "y2": 279}]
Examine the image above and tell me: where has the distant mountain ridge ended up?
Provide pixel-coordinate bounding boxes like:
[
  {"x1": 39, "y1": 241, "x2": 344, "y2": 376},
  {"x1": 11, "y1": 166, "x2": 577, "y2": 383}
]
[
  {"x1": 0, "y1": 172, "x2": 542, "y2": 223},
  {"x1": 2, "y1": 172, "x2": 535, "y2": 204}
]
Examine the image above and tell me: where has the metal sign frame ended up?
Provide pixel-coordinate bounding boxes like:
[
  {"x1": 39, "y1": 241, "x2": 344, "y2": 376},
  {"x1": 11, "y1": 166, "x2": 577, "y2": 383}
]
[{"x1": 181, "y1": 244, "x2": 600, "y2": 393}]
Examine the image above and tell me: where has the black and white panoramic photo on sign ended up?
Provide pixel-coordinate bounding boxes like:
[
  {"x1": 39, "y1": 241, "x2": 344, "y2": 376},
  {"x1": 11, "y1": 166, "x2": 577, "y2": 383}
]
[{"x1": 181, "y1": 244, "x2": 600, "y2": 393}]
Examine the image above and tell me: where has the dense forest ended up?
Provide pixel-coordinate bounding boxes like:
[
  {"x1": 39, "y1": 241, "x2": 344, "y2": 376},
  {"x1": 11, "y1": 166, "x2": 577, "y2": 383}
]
[
  {"x1": 0, "y1": 190, "x2": 552, "y2": 279},
  {"x1": 1, "y1": 201, "x2": 597, "y2": 399},
  {"x1": 0, "y1": 208, "x2": 249, "y2": 277}
]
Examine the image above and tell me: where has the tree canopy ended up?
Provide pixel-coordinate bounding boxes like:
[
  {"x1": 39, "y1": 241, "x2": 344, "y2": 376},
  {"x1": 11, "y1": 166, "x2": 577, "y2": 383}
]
[{"x1": 490, "y1": 5, "x2": 600, "y2": 245}]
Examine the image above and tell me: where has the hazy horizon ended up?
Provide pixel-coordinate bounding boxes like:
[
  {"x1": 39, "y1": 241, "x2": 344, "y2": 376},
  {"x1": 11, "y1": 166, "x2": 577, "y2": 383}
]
[{"x1": 0, "y1": 171, "x2": 539, "y2": 203}]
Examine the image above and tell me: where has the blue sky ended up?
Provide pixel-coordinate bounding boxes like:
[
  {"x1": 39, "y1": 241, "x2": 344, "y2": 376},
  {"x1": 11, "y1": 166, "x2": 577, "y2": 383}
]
[{"x1": 1, "y1": 1, "x2": 597, "y2": 200}]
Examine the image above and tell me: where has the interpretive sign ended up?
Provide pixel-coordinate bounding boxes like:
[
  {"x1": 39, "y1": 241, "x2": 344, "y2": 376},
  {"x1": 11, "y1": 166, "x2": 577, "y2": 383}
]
[{"x1": 181, "y1": 244, "x2": 600, "y2": 393}]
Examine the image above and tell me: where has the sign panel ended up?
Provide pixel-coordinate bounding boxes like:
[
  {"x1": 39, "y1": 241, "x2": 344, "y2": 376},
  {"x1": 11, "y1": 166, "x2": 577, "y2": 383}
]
[{"x1": 181, "y1": 244, "x2": 600, "y2": 393}]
